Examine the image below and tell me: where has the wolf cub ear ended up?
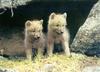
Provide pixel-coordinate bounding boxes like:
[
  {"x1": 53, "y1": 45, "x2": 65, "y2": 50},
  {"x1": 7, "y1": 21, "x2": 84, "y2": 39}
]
[
  {"x1": 40, "y1": 20, "x2": 43, "y2": 24},
  {"x1": 25, "y1": 20, "x2": 31, "y2": 27},
  {"x1": 50, "y1": 12, "x2": 56, "y2": 19},
  {"x1": 63, "y1": 12, "x2": 67, "y2": 18}
]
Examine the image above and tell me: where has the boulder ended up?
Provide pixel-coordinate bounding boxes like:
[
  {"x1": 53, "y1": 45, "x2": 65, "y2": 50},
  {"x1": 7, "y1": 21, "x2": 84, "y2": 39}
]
[{"x1": 71, "y1": 0, "x2": 100, "y2": 57}]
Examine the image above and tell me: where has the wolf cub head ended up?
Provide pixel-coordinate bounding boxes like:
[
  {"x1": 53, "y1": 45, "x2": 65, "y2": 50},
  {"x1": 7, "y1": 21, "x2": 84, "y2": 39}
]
[
  {"x1": 25, "y1": 20, "x2": 43, "y2": 40},
  {"x1": 48, "y1": 12, "x2": 67, "y2": 35}
]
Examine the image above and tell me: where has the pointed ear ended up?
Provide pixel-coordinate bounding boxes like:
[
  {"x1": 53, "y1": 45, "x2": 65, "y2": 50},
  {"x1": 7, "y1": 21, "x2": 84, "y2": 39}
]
[
  {"x1": 25, "y1": 20, "x2": 31, "y2": 27},
  {"x1": 63, "y1": 12, "x2": 67, "y2": 18},
  {"x1": 40, "y1": 19, "x2": 43, "y2": 24},
  {"x1": 50, "y1": 12, "x2": 56, "y2": 19}
]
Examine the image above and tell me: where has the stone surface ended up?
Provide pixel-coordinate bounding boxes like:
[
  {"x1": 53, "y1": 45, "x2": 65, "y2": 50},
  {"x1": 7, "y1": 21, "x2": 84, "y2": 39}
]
[
  {"x1": 0, "y1": 0, "x2": 32, "y2": 8},
  {"x1": 71, "y1": 0, "x2": 100, "y2": 57},
  {"x1": 0, "y1": 68, "x2": 18, "y2": 72},
  {"x1": 82, "y1": 66, "x2": 100, "y2": 72},
  {"x1": 0, "y1": 56, "x2": 8, "y2": 60},
  {"x1": 0, "y1": 29, "x2": 25, "y2": 56}
]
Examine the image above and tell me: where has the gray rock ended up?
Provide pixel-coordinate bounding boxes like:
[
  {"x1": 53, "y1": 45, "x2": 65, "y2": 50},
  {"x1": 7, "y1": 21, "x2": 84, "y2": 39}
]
[
  {"x1": 71, "y1": 0, "x2": 100, "y2": 57},
  {"x1": 0, "y1": 56, "x2": 8, "y2": 60},
  {"x1": 0, "y1": 68, "x2": 18, "y2": 72},
  {"x1": 82, "y1": 66, "x2": 100, "y2": 72},
  {"x1": 43, "y1": 64, "x2": 55, "y2": 72},
  {"x1": 0, "y1": 0, "x2": 32, "y2": 8}
]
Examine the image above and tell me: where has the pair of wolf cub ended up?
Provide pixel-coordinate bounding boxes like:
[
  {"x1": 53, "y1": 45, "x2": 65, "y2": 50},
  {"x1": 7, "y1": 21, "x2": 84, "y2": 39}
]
[{"x1": 24, "y1": 12, "x2": 70, "y2": 60}]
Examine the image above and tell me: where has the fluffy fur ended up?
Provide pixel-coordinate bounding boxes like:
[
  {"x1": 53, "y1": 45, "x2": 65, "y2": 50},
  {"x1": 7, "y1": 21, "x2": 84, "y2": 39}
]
[
  {"x1": 47, "y1": 12, "x2": 70, "y2": 56},
  {"x1": 24, "y1": 20, "x2": 45, "y2": 60}
]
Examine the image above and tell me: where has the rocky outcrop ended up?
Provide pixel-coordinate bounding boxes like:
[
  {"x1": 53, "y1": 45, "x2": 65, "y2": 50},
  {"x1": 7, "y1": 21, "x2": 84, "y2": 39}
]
[{"x1": 71, "y1": 0, "x2": 100, "y2": 57}]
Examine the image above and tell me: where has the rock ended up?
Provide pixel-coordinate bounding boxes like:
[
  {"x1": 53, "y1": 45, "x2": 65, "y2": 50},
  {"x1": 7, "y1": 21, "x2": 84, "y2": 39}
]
[
  {"x1": 43, "y1": 63, "x2": 55, "y2": 72},
  {"x1": 0, "y1": 56, "x2": 8, "y2": 60},
  {"x1": 0, "y1": 31, "x2": 25, "y2": 56},
  {"x1": 0, "y1": 68, "x2": 18, "y2": 72},
  {"x1": 36, "y1": 63, "x2": 55, "y2": 72},
  {"x1": 0, "y1": 0, "x2": 32, "y2": 8},
  {"x1": 71, "y1": 0, "x2": 100, "y2": 57},
  {"x1": 82, "y1": 66, "x2": 100, "y2": 72}
]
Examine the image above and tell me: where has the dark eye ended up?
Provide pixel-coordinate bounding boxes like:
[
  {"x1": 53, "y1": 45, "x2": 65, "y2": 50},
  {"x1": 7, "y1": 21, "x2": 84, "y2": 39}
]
[
  {"x1": 38, "y1": 30, "x2": 41, "y2": 32},
  {"x1": 32, "y1": 30, "x2": 35, "y2": 32},
  {"x1": 62, "y1": 25, "x2": 64, "y2": 26},
  {"x1": 56, "y1": 25, "x2": 59, "y2": 27}
]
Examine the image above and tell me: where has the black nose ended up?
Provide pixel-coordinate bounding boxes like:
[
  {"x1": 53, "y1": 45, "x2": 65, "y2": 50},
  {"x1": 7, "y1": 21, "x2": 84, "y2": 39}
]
[
  {"x1": 61, "y1": 31, "x2": 63, "y2": 34},
  {"x1": 37, "y1": 37, "x2": 40, "y2": 39},
  {"x1": 34, "y1": 36, "x2": 40, "y2": 40}
]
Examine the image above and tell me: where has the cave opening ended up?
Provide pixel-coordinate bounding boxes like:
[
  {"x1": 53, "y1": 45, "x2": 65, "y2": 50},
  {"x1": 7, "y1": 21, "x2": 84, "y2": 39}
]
[{"x1": 0, "y1": 0, "x2": 98, "y2": 56}]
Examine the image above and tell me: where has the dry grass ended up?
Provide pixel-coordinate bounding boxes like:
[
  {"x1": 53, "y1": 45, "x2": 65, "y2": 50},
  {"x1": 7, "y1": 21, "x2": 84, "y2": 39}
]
[{"x1": 0, "y1": 53, "x2": 100, "y2": 72}]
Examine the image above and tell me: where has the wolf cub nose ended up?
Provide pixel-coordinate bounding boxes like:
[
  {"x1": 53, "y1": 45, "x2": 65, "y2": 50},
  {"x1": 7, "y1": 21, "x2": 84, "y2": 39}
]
[
  {"x1": 60, "y1": 31, "x2": 63, "y2": 34},
  {"x1": 59, "y1": 31, "x2": 63, "y2": 34},
  {"x1": 37, "y1": 36, "x2": 40, "y2": 39}
]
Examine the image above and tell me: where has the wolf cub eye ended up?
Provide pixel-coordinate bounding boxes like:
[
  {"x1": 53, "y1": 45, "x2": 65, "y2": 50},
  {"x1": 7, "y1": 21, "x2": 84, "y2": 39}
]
[
  {"x1": 56, "y1": 25, "x2": 59, "y2": 27},
  {"x1": 62, "y1": 25, "x2": 64, "y2": 26},
  {"x1": 38, "y1": 30, "x2": 41, "y2": 32},
  {"x1": 32, "y1": 30, "x2": 35, "y2": 32}
]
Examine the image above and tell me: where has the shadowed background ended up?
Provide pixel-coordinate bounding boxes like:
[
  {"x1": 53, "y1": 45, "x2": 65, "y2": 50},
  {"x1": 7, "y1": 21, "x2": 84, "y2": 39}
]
[{"x1": 0, "y1": 0, "x2": 98, "y2": 56}]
